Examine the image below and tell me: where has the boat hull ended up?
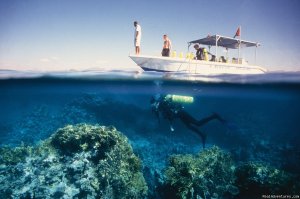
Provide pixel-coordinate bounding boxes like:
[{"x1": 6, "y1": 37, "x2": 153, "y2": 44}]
[{"x1": 129, "y1": 55, "x2": 266, "y2": 75}]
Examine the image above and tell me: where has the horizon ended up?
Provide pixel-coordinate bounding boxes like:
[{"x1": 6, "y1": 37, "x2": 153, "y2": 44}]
[{"x1": 1, "y1": 0, "x2": 300, "y2": 72}]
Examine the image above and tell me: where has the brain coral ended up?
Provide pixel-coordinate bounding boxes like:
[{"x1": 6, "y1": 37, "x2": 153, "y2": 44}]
[{"x1": 0, "y1": 124, "x2": 148, "y2": 199}]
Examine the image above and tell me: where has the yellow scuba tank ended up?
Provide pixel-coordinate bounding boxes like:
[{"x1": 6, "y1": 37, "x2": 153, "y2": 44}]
[
  {"x1": 203, "y1": 48, "x2": 208, "y2": 61},
  {"x1": 186, "y1": 53, "x2": 190, "y2": 59},
  {"x1": 190, "y1": 52, "x2": 194, "y2": 60},
  {"x1": 179, "y1": 52, "x2": 183, "y2": 58},
  {"x1": 172, "y1": 50, "x2": 177, "y2": 58},
  {"x1": 165, "y1": 94, "x2": 194, "y2": 103}
]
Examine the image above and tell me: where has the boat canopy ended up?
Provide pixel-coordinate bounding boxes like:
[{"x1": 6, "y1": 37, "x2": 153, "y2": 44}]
[{"x1": 188, "y1": 35, "x2": 260, "y2": 49}]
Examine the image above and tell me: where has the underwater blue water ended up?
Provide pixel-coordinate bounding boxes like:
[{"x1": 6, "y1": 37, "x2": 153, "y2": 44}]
[{"x1": 0, "y1": 69, "x2": 300, "y2": 197}]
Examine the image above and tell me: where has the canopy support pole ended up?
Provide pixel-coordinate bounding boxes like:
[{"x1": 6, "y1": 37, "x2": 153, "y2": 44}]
[
  {"x1": 215, "y1": 35, "x2": 220, "y2": 62},
  {"x1": 238, "y1": 26, "x2": 241, "y2": 64},
  {"x1": 255, "y1": 44, "x2": 257, "y2": 65},
  {"x1": 238, "y1": 41, "x2": 241, "y2": 64}
]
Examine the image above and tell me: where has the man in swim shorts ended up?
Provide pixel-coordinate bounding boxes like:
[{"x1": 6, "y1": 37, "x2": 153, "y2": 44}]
[
  {"x1": 162, "y1": 34, "x2": 172, "y2": 57},
  {"x1": 134, "y1": 21, "x2": 142, "y2": 55}
]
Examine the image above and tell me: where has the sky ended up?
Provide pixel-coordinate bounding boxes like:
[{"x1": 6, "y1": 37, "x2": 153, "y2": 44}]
[{"x1": 0, "y1": 0, "x2": 299, "y2": 71}]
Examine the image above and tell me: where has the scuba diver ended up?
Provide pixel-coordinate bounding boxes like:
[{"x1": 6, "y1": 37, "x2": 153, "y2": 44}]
[{"x1": 150, "y1": 94, "x2": 226, "y2": 148}]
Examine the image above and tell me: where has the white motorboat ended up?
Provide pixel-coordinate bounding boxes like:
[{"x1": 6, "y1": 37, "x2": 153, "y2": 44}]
[{"x1": 129, "y1": 35, "x2": 267, "y2": 75}]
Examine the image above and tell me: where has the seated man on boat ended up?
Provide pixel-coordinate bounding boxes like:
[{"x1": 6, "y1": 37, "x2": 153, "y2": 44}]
[
  {"x1": 210, "y1": 55, "x2": 216, "y2": 62},
  {"x1": 150, "y1": 94, "x2": 226, "y2": 148},
  {"x1": 162, "y1": 34, "x2": 172, "y2": 57},
  {"x1": 194, "y1": 44, "x2": 211, "y2": 61},
  {"x1": 220, "y1": 56, "x2": 227, "y2": 63},
  {"x1": 193, "y1": 44, "x2": 204, "y2": 60}
]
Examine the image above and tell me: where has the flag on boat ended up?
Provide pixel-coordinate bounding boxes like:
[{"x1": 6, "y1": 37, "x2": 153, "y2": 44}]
[{"x1": 234, "y1": 26, "x2": 241, "y2": 38}]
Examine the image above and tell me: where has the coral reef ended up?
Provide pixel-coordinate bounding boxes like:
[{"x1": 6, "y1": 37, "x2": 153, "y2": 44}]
[
  {"x1": 1, "y1": 94, "x2": 299, "y2": 198},
  {"x1": 235, "y1": 162, "x2": 299, "y2": 197},
  {"x1": 0, "y1": 144, "x2": 32, "y2": 165},
  {"x1": 0, "y1": 124, "x2": 148, "y2": 198},
  {"x1": 162, "y1": 146, "x2": 238, "y2": 199},
  {"x1": 161, "y1": 146, "x2": 300, "y2": 199}
]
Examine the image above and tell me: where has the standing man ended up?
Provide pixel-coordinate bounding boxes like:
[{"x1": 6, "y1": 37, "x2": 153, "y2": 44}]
[
  {"x1": 134, "y1": 21, "x2": 142, "y2": 55},
  {"x1": 162, "y1": 34, "x2": 172, "y2": 57}
]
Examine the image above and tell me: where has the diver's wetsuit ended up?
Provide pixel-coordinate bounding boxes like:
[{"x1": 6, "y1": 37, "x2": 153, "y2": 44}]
[{"x1": 151, "y1": 95, "x2": 224, "y2": 148}]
